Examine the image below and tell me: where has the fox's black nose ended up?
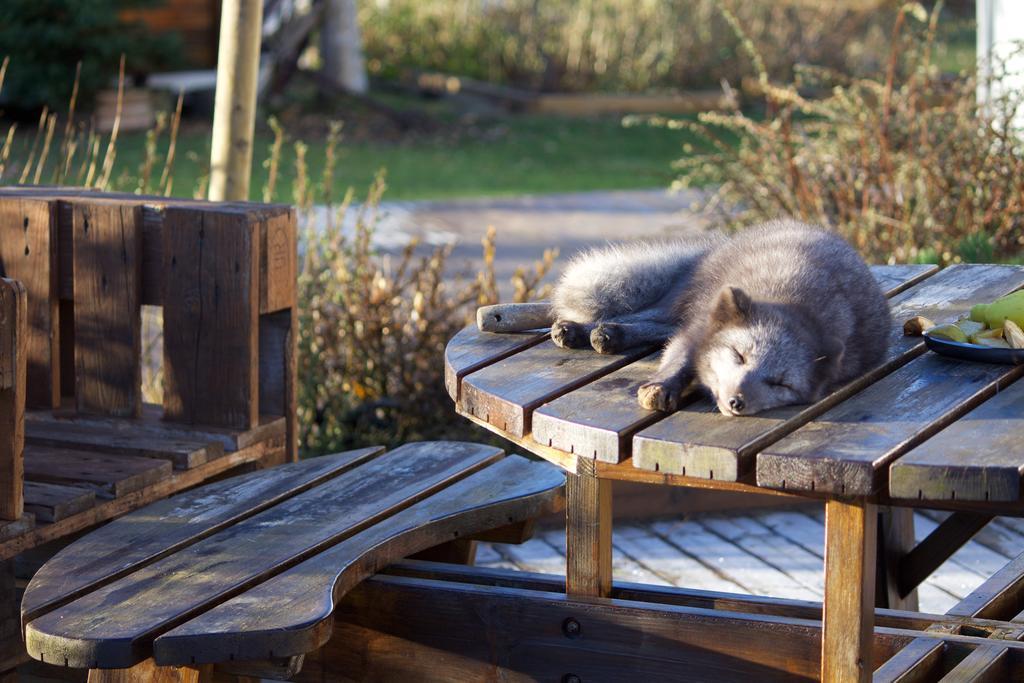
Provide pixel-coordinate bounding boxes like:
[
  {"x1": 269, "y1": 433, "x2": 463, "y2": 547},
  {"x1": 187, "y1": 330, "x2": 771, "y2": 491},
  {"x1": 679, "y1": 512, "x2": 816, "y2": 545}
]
[{"x1": 728, "y1": 395, "x2": 745, "y2": 412}]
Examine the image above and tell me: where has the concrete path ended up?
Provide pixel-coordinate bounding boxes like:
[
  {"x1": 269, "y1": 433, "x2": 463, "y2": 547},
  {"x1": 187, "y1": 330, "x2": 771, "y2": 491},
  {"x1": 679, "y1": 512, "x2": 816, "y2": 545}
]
[{"x1": 313, "y1": 188, "x2": 713, "y2": 294}]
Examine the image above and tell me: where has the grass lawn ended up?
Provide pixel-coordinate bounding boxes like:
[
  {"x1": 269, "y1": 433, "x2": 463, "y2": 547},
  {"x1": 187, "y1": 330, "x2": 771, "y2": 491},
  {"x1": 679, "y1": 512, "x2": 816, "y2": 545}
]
[{"x1": 82, "y1": 112, "x2": 699, "y2": 202}]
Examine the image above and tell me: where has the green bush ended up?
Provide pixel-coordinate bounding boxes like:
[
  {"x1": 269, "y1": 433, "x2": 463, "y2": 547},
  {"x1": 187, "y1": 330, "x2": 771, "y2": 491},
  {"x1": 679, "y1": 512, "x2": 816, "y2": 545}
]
[
  {"x1": 663, "y1": 3, "x2": 1023, "y2": 264},
  {"x1": 360, "y1": 0, "x2": 895, "y2": 93},
  {"x1": 0, "y1": 0, "x2": 181, "y2": 113}
]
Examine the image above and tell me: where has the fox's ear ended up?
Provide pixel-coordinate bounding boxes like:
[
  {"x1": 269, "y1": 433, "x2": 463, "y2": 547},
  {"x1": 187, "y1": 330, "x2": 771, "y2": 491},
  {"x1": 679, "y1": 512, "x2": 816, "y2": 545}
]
[{"x1": 712, "y1": 286, "x2": 752, "y2": 324}]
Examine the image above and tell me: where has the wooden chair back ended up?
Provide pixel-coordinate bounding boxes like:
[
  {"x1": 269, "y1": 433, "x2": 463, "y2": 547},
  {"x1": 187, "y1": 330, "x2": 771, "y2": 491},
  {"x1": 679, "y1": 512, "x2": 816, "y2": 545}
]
[{"x1": 0, "y1": 187, "x2": 298, "y2": 459}]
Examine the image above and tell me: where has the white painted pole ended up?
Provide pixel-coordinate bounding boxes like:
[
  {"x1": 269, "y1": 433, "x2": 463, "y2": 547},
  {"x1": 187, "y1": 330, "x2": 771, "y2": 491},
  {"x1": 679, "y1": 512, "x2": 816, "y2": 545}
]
[
  {"x1": 321, "y1": 0, "x2": 369, "y2": 94},
  {"x1": 209, "y1": 0, "x2": 264, "y2": 202},
  {"x1": 977, "y1": 0, "x2": 1024, "y2": 128}
]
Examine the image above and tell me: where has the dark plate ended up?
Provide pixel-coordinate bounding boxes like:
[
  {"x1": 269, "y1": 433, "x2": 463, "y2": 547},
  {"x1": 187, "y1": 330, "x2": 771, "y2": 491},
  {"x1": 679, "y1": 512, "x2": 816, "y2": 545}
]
[{"x1": 924, "y1": 335, "x2": 1024, "y2": 365}]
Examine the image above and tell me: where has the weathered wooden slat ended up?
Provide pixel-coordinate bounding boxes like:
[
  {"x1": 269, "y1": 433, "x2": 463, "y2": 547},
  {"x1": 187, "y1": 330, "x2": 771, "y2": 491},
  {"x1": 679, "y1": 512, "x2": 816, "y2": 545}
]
[
  {"x1": 756, "y1": 358, "x2": 1024, "y2": 497},
  {"x1": 162, "y1": 207, "x2": 259, "y2": 430},
  {"x1": 532, "y1": 354, "x2": 680, "y2": 463},
  {"x1": 258, "y1": 210, "x2": 296, "y2": 314},
  {"x1": 24, "y1": 420, "x2": 222, "y2": 470},
  {"x1": 0, "y1": 280, "x2": 26, "y2": 521},
  {"x1": 443, "y1": 326, "x2": 547, "y2": 402},
  {"x1": 874, "y1": 638, "x2": 947, "y2": 682},
  {"x1": 0, "y1": 437, "x2": 279, "y2": 563},
  {"x1": 385, "y1": 559, "x2": 1024, "y2": 635},
  {"x1": 0, "y1": 197, "x2": 60, "y2": 407},
  {"x1": 151, "y1": 456, "x2": 564, "y2": 665},
  {"x1": 305, "y1": 573, "x2": 1024, "y2": 683},
  {"x1": 24, "y1": 442, "x2": 502, "y2": 668},
  {"x1": 633, "y1": 264, "x2": 1024, "y2": 483},
  {"x1": 23, "y1": 446, "x2": 172, "y2": 499},
  {"x1": 21, "y1": 446, "x2": 384, "y2": 624},
  {"x1": 0, "y1": 185, "x2": 292, "y2": 307},
  {"x1": 72, "y1": 202, "x2": 143, "y2": 417},
  {"x1": 26, "y1": 404, "x2": 285, "y2": 453},
  {"x1": 875, "y1": 552, "x2": 1024, "y2": 681},
  {"x1": 889, "y1": 379, "x2": 1024, "y2": 503},
  {"x1": 949, "y1": 552, "x2": 1024, "y2": 620},
  {"x1": 23, "y1": 481, "x2": 96, "y2": 523},
  {"x1": 461, "y1": 340, "x2": 653, "y2": 437},
  {"x1": 870, "y1": 264, "x2": 941, "y2": 297}
]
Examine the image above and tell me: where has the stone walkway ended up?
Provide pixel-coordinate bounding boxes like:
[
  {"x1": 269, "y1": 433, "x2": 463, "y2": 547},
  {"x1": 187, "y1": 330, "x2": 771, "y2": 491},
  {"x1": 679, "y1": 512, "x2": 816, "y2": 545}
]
[
  {"x1": 17, "y1": 512, "x2": 1010, "y2": 682},
  {"x1": 480, "y1": 508, "x2": 1019, "y2": 615}
]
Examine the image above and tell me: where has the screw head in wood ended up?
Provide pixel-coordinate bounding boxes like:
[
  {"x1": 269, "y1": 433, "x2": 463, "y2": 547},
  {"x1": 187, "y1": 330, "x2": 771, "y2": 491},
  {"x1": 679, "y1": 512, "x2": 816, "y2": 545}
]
[{"x1": 562, "y1": 617, "x2": 581, "y2": 638}]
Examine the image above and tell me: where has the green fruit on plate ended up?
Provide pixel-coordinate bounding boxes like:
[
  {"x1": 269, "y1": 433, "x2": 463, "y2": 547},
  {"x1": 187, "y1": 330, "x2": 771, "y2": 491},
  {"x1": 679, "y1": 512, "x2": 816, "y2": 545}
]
[
  {"x1": 974, "y1": 336, "x2": 1010, "y2": 349},
  {"x1": 980, "y1": 290, "x2": 1024, "y2": 329},
  {"x1": 957, "y1": 320, "x2": 986, "y2": 339},
  {"x1": 969, "y1": 303, "x2": 989, "y2": 322},
  {"x1": 926, "y1": 323, "x2": 968, "y2": 343}
]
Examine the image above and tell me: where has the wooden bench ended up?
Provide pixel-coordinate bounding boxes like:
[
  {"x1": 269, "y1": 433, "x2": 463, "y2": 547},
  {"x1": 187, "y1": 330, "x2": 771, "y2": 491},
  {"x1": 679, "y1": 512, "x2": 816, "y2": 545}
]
[{"x1": 20, "y1": 441, "x2": 565, "y2": 681}]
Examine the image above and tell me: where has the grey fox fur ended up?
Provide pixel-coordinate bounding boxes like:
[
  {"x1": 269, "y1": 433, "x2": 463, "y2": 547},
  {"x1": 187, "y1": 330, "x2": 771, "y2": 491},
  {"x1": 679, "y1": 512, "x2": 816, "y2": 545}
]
[{"x1": 549, "y1": 221, "x2": 891, "y2": 415}]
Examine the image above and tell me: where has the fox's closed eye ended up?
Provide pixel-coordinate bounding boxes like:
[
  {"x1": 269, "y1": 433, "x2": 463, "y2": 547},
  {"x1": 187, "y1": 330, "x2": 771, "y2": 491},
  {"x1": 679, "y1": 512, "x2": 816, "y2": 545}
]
[
  {"x1": 767, "y1": 378, "x2": 793, "y2": 390},
  {"x1": 731, "y1": 348, "x2": 745, "y2": 365}
]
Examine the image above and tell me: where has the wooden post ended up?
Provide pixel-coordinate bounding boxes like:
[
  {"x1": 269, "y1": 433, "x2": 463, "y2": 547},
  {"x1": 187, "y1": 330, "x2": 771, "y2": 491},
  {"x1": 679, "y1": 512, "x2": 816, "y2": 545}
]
[
  {"x1": 87, "y1": 659, "x2": 212, "y2": 683},
  {"x1": 822, "y1": 499, "x2": 877, "y2": 683},
  {"x1": 209, "y1": 0, "x2": 264, "y2": 202},
  {"x1": 0, "y1": 279, "x2": 26, "y2": 521},
  {"x1": 565, "y1": 458, "x2": 612, "y2": 597}
]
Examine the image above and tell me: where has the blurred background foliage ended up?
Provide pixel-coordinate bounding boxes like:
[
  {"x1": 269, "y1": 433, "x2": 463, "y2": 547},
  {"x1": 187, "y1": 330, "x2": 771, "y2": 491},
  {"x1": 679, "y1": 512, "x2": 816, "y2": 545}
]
[
  {"x1": 362, "y1": 0, "x2": 897, "y2": 93},
  {"x1": 0, "y1": 0, "x2": 182, "y2": 113}
]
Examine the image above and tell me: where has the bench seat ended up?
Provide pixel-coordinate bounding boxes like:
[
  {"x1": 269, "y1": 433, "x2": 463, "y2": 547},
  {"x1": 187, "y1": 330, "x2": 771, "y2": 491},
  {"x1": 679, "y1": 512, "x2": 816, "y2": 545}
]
[{"x1": 21, "y1": 441, "x2": 564, "y2": 671}]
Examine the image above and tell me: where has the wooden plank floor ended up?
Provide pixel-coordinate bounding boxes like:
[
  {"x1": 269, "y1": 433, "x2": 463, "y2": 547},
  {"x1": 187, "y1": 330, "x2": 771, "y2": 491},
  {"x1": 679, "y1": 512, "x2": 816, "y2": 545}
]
[{"x1": 478, "y1": 506, "x2": 1021, "y2": 614}]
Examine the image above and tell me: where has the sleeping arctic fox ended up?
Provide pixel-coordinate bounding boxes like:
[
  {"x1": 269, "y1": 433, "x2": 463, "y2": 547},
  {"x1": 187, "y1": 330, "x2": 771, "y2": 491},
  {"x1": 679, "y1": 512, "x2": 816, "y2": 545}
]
[{"x1": 550, "y1": 220, "x2": 891, "y2": 415}]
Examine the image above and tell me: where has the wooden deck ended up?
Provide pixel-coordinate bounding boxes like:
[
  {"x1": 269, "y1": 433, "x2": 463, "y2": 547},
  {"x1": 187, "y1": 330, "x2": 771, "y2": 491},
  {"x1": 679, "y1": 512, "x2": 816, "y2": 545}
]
[{"x1": 479, "y1": 506, "x2": 1022, "y2": 614}]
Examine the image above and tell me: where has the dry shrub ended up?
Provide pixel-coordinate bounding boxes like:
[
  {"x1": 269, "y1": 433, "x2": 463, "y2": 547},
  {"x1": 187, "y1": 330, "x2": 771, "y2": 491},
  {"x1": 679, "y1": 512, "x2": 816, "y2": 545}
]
[
  {"x1": 663, "y1": 2, "x2": 1024, "y2": 264},
  {"x1": 361, "y1": 0, "x2": 894, "y2": 93},
  {"x1": 296, "y1": 161, "x2": 556, "y2": 454}
]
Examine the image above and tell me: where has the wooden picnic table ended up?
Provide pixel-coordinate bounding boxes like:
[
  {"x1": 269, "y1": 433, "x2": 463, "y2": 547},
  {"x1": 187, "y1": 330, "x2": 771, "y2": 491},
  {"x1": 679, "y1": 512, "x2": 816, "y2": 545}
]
[{"x1": 445, "y1": 263, "x2": 1024, "y2": 682}]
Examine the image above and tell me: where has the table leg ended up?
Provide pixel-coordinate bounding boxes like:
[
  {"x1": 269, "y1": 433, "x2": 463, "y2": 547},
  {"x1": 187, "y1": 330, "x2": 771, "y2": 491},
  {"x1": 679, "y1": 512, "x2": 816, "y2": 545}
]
[
  {"x1": 822, "y1": 499, "x2": 877, "y2": 683},
  {"x1": 565, "y1": 459, "x2": 612, "y2": 597},
  {"x1": 878, "y1": 506, "x2": 919, "y2": 611},
  {"x1": 87, "y1": 659, "x2": 212, "y2": 683}
]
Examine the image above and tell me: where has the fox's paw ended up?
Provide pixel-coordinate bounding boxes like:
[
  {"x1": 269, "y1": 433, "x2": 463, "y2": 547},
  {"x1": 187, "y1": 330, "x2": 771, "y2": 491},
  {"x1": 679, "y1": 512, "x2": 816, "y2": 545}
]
[
  {"x1": 637, "y1": 381, "x2": 679, "y2": 412},
  {"x1": 590, "y1": 323, "x2": 624, "y2": 354},
  {"x1": 552, "y1": 320, "x2": 588, "y2": 349}
]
